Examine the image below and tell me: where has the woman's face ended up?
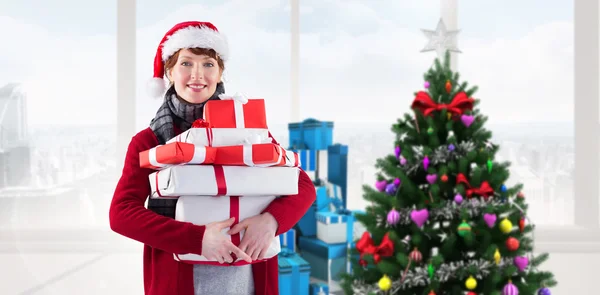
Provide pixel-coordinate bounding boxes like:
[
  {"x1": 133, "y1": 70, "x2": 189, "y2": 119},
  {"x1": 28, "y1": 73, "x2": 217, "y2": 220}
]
[{"x1": 168, "y1": 48, "x2": 222, "y2": 104}]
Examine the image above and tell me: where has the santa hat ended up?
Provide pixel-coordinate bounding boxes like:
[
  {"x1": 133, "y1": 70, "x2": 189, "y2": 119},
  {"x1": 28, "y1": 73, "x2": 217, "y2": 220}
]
[{"x1": 148, "y1": 21, "x2": 229, "y2": 98}]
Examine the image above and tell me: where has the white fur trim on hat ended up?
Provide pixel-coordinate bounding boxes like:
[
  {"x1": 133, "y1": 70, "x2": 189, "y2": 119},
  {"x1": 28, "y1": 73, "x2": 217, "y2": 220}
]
[
  {"x1": 147, "y1": 77, "x2": 167, "y2": 98},
  {"x1": 161, "y1": 25, "x2": 229, "y2": 62}
]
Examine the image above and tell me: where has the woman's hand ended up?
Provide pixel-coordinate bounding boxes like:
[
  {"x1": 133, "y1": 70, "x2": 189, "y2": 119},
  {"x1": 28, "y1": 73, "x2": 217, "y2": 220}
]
[
  {"x1": 202, "y1": 217, "x2": 252, "y2": 264},
  {"x1": 227, "y1": 213, "x2": 279, "y2": 261}
]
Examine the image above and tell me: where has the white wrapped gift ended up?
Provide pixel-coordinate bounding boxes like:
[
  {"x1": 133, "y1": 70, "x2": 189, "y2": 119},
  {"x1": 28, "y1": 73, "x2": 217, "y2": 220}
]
[
  {"x1": 167, "y1": 127, "x2": 270, "y2": 147},
  {"x1": 149, "y1": 165, "x2": 299, "y2": 198},
  {"x1": 174, "y1": 195, "x2": 281, "y2": 265}
]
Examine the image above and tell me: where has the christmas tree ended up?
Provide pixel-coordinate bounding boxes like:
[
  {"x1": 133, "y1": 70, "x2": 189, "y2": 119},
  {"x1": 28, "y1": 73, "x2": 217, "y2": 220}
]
[{"x1": 341, "y1": 51, "x2": 557, "y2": 295}]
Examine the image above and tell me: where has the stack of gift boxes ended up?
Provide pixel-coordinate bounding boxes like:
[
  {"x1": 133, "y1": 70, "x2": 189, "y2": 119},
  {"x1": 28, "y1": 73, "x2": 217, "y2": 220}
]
[
  {"x1": 138, "y1": 95, "x2": 303, "y2": 267},
  {"x1": 277, "y1": 118, "x2": 365, "y2": 295}
]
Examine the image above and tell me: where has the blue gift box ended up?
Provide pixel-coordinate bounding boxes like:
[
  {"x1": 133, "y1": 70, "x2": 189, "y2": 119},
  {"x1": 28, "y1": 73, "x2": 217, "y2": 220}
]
[
  {"x1": 288, "y1": 118, "x2": 334, "y2": 151},
  {"x1": 278, "y1": 249, "x2": 311, "y2": 295},
  {"x1": 310, "y1": 282, "x2": 329, "y2": 295},
  {"x1": 279, "y1": 229, "x2": 297, "y2": 252},
  {"x1": 327, "y1": 144, "x2": 348, "y2": 208},
  {"x1": 297, "y1": 149, "x2": 317, "y2": 171},
  {"x1": 316, "y1": 211, "x2": 354, "y2": 245},
  {"x1": 298, "y1": 236, "x2": 350, "y2": 283},
  {"x1": 315, "y1": 186, "x2": 331, "y2": 212},
  {"x1": 296, "y1": 203, "x2": 317, "y2": 237}
]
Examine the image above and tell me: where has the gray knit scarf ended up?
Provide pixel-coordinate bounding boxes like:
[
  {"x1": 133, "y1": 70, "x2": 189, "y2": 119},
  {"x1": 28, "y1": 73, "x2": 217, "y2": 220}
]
[{"x1": 150, "y1": 82, "x2": 225, "y2": 144}]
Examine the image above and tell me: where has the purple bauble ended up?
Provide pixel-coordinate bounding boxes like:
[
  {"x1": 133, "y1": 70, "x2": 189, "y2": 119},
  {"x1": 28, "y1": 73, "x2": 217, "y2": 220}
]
[
  {"x1": 394, "y1": 146, "x2": 401, "y2": 158},
  {"x1": 448, "y1": 144, "x2": 455, "y2": 151},
  {"x1": 400, "y1": 156, "x2": 407, "y2": 166},
  {"x1": 538, "y1": 288, "x2": 551, "y2": 295},
  {"x1": 454, "y1": 194, "x2": 463, "y2": 204},
  {"x1": 385, "y1": 183, "x2": 396, "y2": 195},
  {"x1": 424, "y1": 81, "x2": 430, "y2": 88},
  {"x1": 393, "y1": 178, "x2": 401, "y2": 187},
  {"x1": 423, "y1": 156, "x2": 430, "y2": 170},
  {"x1": 387, "y1": 208, "x2": 400, "y2": 225}
]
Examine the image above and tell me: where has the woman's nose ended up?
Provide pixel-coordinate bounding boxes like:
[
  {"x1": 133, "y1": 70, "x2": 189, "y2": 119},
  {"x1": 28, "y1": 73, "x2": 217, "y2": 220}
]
[{"x1": 190, "y1": 65, "x2": 203, "y2": 80}]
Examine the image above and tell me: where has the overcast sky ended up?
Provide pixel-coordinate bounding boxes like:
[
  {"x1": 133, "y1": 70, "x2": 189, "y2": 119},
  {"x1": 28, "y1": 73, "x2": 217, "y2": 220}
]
[{"x1": 0, "y1": 0, "x2": 574, "y2": 130}]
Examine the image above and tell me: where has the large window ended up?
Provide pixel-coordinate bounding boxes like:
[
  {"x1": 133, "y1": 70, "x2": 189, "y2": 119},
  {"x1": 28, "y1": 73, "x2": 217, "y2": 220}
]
[
  {"x1": 458, "y1": 1, "x2": 575, "y2": 225},
  {"x1": 298, "y1": 1, "x2": 576, "y2": 226},
  {"x1": 0, "y1": 2, "x2": 117, "y2": 232},
  {"x1": 297, "y1": 1, "x2": 443, "y2": 213},
  {"x1": 135, "y1": 0, "x2": 292, "y2": 143}
]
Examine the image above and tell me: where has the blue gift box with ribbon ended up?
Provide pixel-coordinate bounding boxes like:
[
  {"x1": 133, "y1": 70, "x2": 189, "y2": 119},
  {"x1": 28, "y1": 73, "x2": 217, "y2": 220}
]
[
  {"x1": 298, "y1": 236, "x2": 350, "y2": 283},
  {"x1": 278, "y1": 249, "x2": 311, "y2": 295},
  {"x1": 296, "y1": 186, "x2": 335, "y2": 237},
  {"x1": 288, "y1": 118, "x2": 333, "y2": 151},
  {"x1": 310, "y1": 282, "x2": 329, "y2": 295},
  {"x1": 316, "y1": 211, "x2": 354, "y2": 244},
  {"x1": 279, "y1": 228, "x2": 297, "y2": 252}
]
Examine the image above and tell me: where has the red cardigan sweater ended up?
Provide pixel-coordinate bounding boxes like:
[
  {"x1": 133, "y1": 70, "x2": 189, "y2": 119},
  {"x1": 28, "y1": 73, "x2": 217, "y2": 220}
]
[{"x1": 109, "y1": 127, "x2": 316, "y2": 295}]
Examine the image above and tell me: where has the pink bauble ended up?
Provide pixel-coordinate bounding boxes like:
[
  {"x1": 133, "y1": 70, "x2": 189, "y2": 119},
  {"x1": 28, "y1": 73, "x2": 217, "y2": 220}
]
[{"x1": 387, "y1": 209, "x2": 400, "y2": 225}]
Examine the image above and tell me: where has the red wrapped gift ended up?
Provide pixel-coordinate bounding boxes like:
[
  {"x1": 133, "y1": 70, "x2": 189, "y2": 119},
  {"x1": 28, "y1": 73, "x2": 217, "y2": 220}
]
[
  {"x1": 214, "y1": 143, "x2": 300, "y2": 167},
  {"x1": 139, "y1": 142, "x2": 217, "y2": 169},
  {"x1": 204, "y1": 98, "x2": 267, "y2": 128}
]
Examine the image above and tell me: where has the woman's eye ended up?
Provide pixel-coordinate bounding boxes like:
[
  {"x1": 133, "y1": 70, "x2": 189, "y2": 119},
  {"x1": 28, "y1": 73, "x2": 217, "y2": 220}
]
[
  {"x1": 204, "y1": 62, "x2": 214, "y2": 67},
  {"x1": 181, "y1": 61, "x2": 192, "y2": 66}
]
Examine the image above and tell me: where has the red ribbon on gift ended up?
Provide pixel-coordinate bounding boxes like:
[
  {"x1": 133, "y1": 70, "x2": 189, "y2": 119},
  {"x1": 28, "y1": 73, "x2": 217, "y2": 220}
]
[
  {"x1": 356, "y1": 232, "x2": 394, "y2": 264},
  {"x1": 411, "y1": 91, "x2": 474, "y2": 117},
  {"x1": 191, "y1": 119, "x2": 214, "y2": 146},
  {"x1": 456, "y1": 173, "x2": 494, "y2": 199},
  {"x1": 213, "y1": 165, "x2": 228, "y2": 196}
]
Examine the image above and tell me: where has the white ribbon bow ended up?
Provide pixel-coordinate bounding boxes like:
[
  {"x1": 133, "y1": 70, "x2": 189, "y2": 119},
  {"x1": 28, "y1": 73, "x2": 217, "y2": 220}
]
[{"x1": 218, "y1": 92, "x2": 249, "y2": 104}]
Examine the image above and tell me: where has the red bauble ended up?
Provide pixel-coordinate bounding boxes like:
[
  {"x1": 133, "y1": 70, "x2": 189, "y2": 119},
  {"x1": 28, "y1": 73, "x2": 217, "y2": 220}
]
[
  {"x1": 428, "y1": 291, "x2": 436, "y2": 295},
  {"x1": 441, "y1": 174, "x2": 448, "y2": 182},
  {"x1": 445, "y1": 80, "x2": 452, "y2": 93},
  {"x1": 519, "y1": 218, "x2": 526, "y2": 233},
  {"x1": 359, "y1": 259, "x2": 368, "y2": 267},
  {"x1": 467, "y1": 292, "x2": 477, "y2": 295},
  {"x1": 409, "y1": 248, "x2": 423, "y2": 263},
  {"x1": 506, "y1": 237, "x2": 520, "y2": 251}
]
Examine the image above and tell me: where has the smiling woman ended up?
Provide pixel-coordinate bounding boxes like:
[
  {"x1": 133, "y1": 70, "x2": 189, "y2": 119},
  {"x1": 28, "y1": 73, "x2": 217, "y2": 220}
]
[{"x1": 164, "y1": 48, "x2": 225, "y2": 104}]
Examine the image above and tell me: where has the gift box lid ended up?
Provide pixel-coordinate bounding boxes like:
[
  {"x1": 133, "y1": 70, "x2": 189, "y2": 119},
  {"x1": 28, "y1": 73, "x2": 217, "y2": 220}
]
[
  {"x1": 278, "y1": 249, "x2": 310, "y2": 273},
  {"x1": 316, "y1": 212, "x2": 350, "y2": 224},
  {"x1": 298, "y1": 236, "x2": 347, "y2": 259},
  {"x1": 288, "y1": 118, "x2": 334, "y2": 130},
  {"x1": 327, "y1": 143, "x2": 348, "y2": 154}
]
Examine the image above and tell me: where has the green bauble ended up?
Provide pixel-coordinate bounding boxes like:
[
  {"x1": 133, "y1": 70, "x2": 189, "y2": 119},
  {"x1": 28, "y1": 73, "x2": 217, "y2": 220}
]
[{"x1": 457, "y1": 221, "x2": 471, "y2": 237}]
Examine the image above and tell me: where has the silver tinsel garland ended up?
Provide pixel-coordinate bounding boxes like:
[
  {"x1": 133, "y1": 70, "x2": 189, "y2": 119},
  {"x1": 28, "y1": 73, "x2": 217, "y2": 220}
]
[
  {"x1": 375, "y1": 198, "x2": 507, "y2": 228},
  {"x1": 401, "y1": 140, "x2": 477, "y2": 176},
  {"x1": 350, "y1": 257, "x2": 513, "y2": 295}
]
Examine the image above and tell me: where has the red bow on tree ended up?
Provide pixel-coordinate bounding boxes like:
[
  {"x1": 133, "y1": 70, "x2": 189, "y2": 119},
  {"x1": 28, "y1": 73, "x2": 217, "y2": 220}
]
[
  {"x1": 456, "y1": 173, "x2": 494, "y2": 199},
  {"x1": 356, "y1": 232, "x2": 394, "y2": 265},
  {"x1": 411, "y1": 91, "x2": 474, "y2": 117},
  {"x1": 191, "y1": 119, "x2": 211, "y2": 128}
]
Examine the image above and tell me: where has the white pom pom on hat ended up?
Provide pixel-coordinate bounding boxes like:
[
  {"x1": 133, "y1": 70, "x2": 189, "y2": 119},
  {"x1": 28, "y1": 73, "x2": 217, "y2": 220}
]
[{"x1": 147, "y1": 21, "x2": 229, "y2": 98}]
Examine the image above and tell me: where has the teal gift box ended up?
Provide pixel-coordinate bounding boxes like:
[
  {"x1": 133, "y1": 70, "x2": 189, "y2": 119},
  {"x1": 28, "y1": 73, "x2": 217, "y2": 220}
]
[
  {"x1": 310, "y1": 282, "x2": 329, "y2": 295},
  {"x1": 298, "y1": 236, "x2": 350, "y2": 284},
  {"x1": 278, "y1": 249, "x2": 310, "y2": 295},
  {"x1": 288, "y1": 118, "x2": 334, "y2": 151}
]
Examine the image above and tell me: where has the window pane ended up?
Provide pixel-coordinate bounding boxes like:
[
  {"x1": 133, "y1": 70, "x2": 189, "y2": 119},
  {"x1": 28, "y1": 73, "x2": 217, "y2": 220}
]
[
  {"x1": 0, "y1": 2, "x2": 117, "y2": 231},
  {"x1": 298, "y1": 0, "x2": 441, "y2": 213},
  {"x1": 136, "y1": 1, "x2": 292, "y2": 142},
  {"x1": 459, "y1": 0, "x2": 574, "y2": 225}
]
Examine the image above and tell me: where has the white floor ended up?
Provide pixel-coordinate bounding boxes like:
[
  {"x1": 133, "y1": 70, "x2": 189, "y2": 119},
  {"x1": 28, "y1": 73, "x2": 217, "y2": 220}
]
[{"x1": 0, "y1": 240, "x2": 596, "y2": 294}]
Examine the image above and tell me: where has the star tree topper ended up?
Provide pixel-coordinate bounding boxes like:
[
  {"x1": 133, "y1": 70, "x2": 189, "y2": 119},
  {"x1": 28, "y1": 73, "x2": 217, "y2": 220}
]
[{"x1": 421, "y1": 18, "x2": 461, "y2": 58}]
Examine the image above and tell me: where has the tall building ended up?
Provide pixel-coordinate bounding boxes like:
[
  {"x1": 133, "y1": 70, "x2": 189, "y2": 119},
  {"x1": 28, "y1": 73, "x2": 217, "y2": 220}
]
[{"x1": 0, "y1": 83, "x2": 31, "y2": 189}]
